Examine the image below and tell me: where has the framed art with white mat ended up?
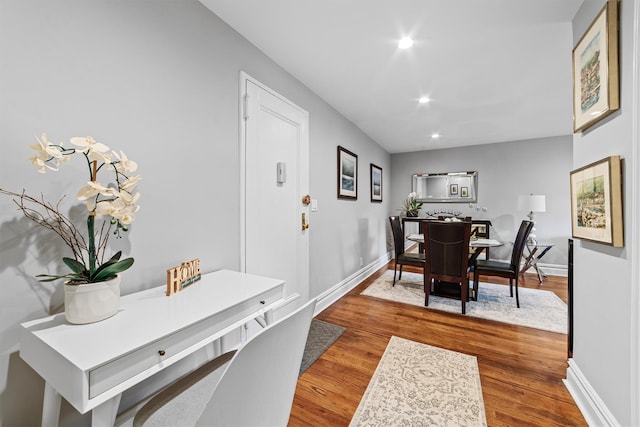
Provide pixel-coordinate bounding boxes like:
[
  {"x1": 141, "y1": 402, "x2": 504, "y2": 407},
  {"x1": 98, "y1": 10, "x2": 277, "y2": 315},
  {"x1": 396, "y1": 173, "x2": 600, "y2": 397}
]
[
  {"x1": 572, "y1": 0, "x2": 619, "y2": 133},
  {"x1": 570, "y1": 155, "x2": 623, "y2": 247}
]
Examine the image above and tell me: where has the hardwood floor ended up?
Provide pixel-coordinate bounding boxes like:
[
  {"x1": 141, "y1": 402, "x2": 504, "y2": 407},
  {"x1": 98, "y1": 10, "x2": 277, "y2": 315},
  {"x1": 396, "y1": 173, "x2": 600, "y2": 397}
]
[{"x1": 289, "y1": 263, "x2": 586, "y2": 426}]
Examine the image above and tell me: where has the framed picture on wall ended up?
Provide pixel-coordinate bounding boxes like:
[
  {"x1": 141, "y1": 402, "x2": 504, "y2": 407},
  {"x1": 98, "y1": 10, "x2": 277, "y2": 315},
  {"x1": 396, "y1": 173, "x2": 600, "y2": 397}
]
[
  {"x1": 461, "y1": 187, "x2": 469, "y2": 197},
  {"x1": 370, "y1": 163, "x2": 382, "y2": 202},
  {"x1": 337, "y1": 146, "x2": 358, "y2": 199},
  {"x1": 570, "y1": 155, "x2": 623, "y2": 247},
  {"x1": 572, "y1": 0, "x2": 619, "y2": 133},
  {"x1": 450, "y1": 184, "x2": 458, "y2": 195}
]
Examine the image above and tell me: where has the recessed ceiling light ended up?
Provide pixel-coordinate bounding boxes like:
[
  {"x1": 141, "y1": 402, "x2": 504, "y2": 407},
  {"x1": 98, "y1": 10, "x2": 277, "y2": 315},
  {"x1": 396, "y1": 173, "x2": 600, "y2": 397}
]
[
  {"x1": 418, "y1": 96, "x2": 430, "y2": 104},
  {"x1": 398, "y1": 37, "x2": 414, "y2": 49},
  {"x1": 431, "y1": 133, "x2": 440, "y2": 139}
]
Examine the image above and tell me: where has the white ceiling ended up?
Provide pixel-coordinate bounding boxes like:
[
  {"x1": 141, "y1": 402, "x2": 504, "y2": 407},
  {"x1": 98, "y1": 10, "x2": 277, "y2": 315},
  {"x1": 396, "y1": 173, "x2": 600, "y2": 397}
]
[{"x1": 199, "y1": 0, "x2": 582, "y2": 153}]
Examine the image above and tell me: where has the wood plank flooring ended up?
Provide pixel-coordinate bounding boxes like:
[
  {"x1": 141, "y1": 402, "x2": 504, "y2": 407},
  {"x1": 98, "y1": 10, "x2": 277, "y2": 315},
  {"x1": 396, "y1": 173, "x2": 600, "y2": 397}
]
[{"x1": 289, "y1": 263, "x2": 586, "y2": 426}]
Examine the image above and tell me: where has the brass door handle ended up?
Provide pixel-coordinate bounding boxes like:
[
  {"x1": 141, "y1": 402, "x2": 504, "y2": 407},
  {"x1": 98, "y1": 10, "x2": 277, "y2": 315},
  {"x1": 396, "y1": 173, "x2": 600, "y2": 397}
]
[{"x1": 302, "y1": 212, "x2": 309, "y2": 230}]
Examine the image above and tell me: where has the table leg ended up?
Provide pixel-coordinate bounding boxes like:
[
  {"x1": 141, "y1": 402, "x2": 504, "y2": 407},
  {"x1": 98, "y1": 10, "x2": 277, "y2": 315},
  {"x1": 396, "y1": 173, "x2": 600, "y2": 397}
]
[
  {"x1": 91, "y1": 395, "x2": 121, "y2": 427},
  {"x1": 520, "y1": 246, "x2": 539, "y2": 276},
  {"x1": 41, "y1": 382, "x2": 61, "y2": 427},
  {"x1": 468, "y1": 247, "x2": 486, "y2": 301},
  {"x1": 535, "y1": 264, "x2": 544, "y2": 283}
]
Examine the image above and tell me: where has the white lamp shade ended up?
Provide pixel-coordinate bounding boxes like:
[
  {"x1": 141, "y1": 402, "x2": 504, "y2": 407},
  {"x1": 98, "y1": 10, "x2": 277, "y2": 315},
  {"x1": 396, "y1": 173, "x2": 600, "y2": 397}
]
[{"x1": 518, "y1": 194, "x2": 546, "y2": 212}]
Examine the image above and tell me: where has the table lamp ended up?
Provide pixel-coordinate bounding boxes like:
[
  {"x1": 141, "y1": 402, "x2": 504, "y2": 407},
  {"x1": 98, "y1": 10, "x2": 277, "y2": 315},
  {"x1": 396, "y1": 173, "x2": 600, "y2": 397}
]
[{"x1": 517, "y1": 194, "x2": 546, "y2": 244}]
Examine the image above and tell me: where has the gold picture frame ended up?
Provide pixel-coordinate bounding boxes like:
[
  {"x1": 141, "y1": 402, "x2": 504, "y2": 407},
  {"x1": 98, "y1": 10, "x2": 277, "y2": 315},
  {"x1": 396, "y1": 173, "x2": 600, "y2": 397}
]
[
  {"x1": 570, "y1": 155, "x2": 623, "y2": 247},
  {"x1": 572, "y1": 0, "x2": 619, "y2": 133}
]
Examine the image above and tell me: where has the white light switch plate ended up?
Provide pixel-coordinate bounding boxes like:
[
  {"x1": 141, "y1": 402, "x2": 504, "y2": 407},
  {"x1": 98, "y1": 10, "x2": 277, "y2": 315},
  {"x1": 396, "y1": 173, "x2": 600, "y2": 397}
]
[{"x1": 311, "y1": 199, "x2": 318, "y2": 212}]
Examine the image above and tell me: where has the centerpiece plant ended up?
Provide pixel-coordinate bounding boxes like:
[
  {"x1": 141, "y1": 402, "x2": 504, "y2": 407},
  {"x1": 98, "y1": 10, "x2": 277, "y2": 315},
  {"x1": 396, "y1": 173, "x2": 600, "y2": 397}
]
[
  {"x1": 402, "y1": 192, "x2": 423, "y2": 217},
  {"x1": 0, "y1": 133, "x2": 141, "y2": 285}
]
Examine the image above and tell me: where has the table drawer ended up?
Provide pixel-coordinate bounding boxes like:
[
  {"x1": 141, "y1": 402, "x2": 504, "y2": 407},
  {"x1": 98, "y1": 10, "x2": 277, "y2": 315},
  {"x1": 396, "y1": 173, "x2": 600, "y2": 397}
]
[{"x1": 88, "y1": 286, "x2": 282, "y2": 398}]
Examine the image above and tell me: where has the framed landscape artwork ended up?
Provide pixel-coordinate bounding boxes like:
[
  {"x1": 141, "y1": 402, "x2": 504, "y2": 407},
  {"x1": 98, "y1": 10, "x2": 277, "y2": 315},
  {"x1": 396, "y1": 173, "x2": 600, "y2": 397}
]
[
  {"x1": 570, "y1": 155, "x2": 623, "y2": 247},
  {"x1": 450, "y1": 184, "x2": 458, "y2": 195},
  {"x1": 572, "y1": 0, "x2": 619, "y2": 133},
  {"x1": 337, "y1": 146, "x2": 358, "y2": 199},
  {"x1": 461, "y1": 187, "x2": 469, "y2": 197},
  {"x1": 370, "y1": 163, "x2": 382, "y2": 202}
]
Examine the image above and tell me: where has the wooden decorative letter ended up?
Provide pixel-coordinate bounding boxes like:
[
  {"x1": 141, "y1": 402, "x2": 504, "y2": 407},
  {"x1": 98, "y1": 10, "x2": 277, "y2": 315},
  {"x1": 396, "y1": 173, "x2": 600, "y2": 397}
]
[{"x1": 166, "y1": 258, "x2": 201, "y2": 296}]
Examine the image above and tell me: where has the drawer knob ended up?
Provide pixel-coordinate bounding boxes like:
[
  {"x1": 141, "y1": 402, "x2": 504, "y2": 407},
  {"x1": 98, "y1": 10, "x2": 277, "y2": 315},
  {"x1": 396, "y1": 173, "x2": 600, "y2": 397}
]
[
  {"x1": 158, "y1": 350, "x2": 166, "y2": 356},
  {"x1": 260, "y1": 300, "x2": 265, "y2": 305}
]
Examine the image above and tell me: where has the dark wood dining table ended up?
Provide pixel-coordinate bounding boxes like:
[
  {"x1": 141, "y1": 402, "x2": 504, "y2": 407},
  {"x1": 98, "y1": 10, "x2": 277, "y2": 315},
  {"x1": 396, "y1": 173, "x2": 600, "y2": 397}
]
[{"x1": 407, "y1": 234, "x2": 503, "y2": 300}]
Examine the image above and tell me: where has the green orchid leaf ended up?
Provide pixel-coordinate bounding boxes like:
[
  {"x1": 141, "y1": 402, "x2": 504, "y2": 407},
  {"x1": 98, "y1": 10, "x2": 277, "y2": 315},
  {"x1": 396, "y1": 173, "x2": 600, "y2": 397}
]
[
  {"x1": 92, "y1": 258, "x2": 134, "y2": 282},
  {"x1": 36, "y1": 273, "x2": 86, "y2": 283},
  {"x1": 106, "y1": 251, "x2": 123, "y2": 263},
  {"x1": 93, "y1": 252, "x2": 125, "y2": 277},
  {"x1": 62, "y1": 257, "x2": 87, "y2": 274},
  {"x1": 36, "y1": 274, "x2": 67, "y2": 282}
]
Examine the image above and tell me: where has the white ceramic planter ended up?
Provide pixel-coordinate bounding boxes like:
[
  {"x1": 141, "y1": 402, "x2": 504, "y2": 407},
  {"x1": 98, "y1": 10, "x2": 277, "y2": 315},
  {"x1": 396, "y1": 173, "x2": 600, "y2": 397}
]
[{"x1": 64, "y1": 275, "x2": 121, "y2": 324}]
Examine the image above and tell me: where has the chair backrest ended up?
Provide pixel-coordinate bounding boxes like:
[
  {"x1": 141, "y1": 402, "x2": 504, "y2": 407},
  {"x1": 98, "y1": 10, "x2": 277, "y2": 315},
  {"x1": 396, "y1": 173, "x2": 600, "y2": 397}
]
[
  {"x1": 421, "y1": 220, "x2": 471, "y2": 281},
  {"x1": 196, "y1": 299, "x2": 317, "y2": 426},
  {"x1": 510, "y1": 220, "x2": 534, "y2": 268},
  {"x1": 389, "y1": 216, "x2": 405, "y2": 257}
]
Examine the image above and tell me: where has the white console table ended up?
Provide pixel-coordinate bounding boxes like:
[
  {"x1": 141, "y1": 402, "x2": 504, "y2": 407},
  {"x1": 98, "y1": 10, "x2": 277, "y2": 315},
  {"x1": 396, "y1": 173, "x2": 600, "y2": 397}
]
[{"x1": 20, "y1": 269, "x2": 285, "y2": 427}]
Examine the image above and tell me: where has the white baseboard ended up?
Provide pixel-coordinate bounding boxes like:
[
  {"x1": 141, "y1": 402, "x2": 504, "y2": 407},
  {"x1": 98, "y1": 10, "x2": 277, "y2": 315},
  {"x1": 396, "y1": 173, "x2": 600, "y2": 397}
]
[
  {"x1": 315, "y1": 256, "x2": 567, "y2": 316},
  {"x1": 520, "y1": 263, "x2": 568, "y2": 277},
  {"x1": 315, "y1": 252, "x2": 392, "y2": 314},
  {"x1": 564, "y1": 358, "x2": 620, "y2": 426}
]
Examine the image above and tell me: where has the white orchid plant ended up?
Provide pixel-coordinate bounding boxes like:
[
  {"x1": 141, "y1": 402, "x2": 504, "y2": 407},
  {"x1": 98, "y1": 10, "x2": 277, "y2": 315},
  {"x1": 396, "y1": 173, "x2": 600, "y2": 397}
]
[
  {"x1": 0, "y1": 133, "x2": 141, "y2": 284},
  {"x1": 402, "y1": 192, "x2": 423, "y2": 216}
]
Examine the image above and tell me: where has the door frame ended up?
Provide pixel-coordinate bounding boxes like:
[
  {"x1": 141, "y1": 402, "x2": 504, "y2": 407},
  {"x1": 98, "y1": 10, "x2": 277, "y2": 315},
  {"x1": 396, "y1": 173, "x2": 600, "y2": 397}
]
[{"x1": 238, "y1": 71, "x2": 310, "y2": 304}]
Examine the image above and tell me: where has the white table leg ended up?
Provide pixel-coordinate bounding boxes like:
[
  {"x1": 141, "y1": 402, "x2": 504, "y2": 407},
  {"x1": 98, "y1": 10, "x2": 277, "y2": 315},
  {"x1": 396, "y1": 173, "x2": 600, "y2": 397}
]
[
  {"x1": 41, "y1": 382, "x2": 61, "y2": 427},
  {"x1": 91, "y1": 394, "x2": 121, "y2": 427},
  {"x1": 264, "y1": 309, "x2": 274, "y2": 325}
]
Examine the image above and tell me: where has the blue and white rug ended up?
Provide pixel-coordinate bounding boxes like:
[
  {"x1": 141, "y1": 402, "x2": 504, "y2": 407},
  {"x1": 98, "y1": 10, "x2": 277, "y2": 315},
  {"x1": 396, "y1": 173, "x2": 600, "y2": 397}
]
[{"x1": 362, "y1": 271, "x2": 567, "y2": 334}]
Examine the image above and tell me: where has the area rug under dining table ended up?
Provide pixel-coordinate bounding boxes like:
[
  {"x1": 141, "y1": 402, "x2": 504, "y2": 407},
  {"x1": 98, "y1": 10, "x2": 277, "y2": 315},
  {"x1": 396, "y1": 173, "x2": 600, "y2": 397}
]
[
  {"x1": 349, "y1": 335, "x2": 487, "y2": 427},
  {"x1": 362, "y1": 271, "x2": 567, "y2": 334}
]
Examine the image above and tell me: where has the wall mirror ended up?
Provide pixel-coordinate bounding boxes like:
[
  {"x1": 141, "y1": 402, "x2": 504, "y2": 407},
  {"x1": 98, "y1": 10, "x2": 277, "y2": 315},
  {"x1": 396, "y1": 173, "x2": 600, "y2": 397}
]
[{"x1": 412, "y1": 171, "x2": 478, "y2": 203}]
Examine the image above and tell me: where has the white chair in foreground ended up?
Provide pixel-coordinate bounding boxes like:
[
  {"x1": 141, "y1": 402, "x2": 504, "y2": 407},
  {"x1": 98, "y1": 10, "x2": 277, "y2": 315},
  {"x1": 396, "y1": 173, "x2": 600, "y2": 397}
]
[{"x1": 133, "y1": 299, "x2": 317, "y2": 427}]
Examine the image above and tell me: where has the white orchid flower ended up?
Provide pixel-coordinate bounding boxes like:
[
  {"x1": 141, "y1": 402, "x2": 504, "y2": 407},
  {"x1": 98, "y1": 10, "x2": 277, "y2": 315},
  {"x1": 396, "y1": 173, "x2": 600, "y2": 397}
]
[
  {"x1": 97, "y1": 198, "x2": 138, "y2": 224},
  {"x1": 93, "y1": 199, "x2": 117, "y2": 218},
  {"x1": 70, "y1": 136, "x2": 110, "y2": 154},
  {"x1": 112, "y1": 150, "x2": 138, "y2": 173},
  {"x1": 87, "y1": 149, "x2": 113, "y2": 164},
  {"x1": 85, "y1": 198, "x2": 97, "y2": 213},
  {"x1": 116, "y1": 190, "x2": 140, "y2": 206},
  {"x1": 28, "y1": 156, "x2": 57, "y2": 173},
  {"x1": 27, "y1": 133, "x2": 65, "y2": 172},
  {"x1": 115, "y1": 203, "x2": 139, "y2": 224},
  {"x1": 30, "y1": 133, "x2": 63, "y2": 159},
  {"x1": 119, "y1": 175, "x2": 141, "y2": 192},
  {"x1": 77, "y1": 181, "x2": 114, "y2": 201},
  {"x1": 117, "y1": 210, "x2": 137, "y2": 225}
]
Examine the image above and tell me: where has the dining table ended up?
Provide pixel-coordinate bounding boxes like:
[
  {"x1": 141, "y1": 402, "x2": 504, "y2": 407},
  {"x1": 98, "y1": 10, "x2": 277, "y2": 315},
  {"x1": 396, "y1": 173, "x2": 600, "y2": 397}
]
[
  {"x1": 407, "y1": 234, "x2": 503, "y2": 300},
  {"x1": 407, "y1": 234, "x2": 502, "y2": 264}
]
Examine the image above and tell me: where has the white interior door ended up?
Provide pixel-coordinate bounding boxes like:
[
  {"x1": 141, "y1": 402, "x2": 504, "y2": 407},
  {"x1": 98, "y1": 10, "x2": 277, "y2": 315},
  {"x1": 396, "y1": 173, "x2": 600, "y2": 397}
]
[{"x1": 241, "y1": 73, "x2": 309, "y2": 312}]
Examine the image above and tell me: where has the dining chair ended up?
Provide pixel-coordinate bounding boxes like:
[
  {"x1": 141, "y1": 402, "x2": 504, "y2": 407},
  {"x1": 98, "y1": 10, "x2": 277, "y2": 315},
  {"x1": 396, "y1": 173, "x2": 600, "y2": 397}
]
[
  {"x1": 473, "y1": 220, "x2": 533, "y2": 308},
  {"x1": 389, "y1": 216, "x2": 426, "y2": 286},
  {"x1": 421, "y1": 219, "x2": 472, "y2": 314},
  {"x1": 133, "y1": 299, "x2": 317, "y2": 427}
]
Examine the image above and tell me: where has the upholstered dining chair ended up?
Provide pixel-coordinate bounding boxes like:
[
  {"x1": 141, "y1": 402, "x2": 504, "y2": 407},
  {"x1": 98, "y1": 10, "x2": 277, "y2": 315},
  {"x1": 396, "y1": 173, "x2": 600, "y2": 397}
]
[
  {"x1": 421, "y1": 219, "x2": 472, "y2": 314},
  {"x1": 473, "y1": 220, "x2": 533, "y2": 308},
  {"x1": 389, "y1": 216, "x2": 426, "y2": 286},
  {"x1": 133, "y1": 299, "x2": 317, "y2": 427}
]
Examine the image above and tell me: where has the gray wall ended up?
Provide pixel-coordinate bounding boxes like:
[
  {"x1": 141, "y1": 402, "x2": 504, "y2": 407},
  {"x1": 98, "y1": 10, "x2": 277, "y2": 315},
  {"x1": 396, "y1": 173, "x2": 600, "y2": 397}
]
[
  {"x1": 570, "y1": 0, "x2": 638, "y2": 425},
  {"x1": 0, "y1": 1, "x2": 390, "y2": 425},
  {"x1": 390, "y1": 136, "x2": 573, "y2": 267}
]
